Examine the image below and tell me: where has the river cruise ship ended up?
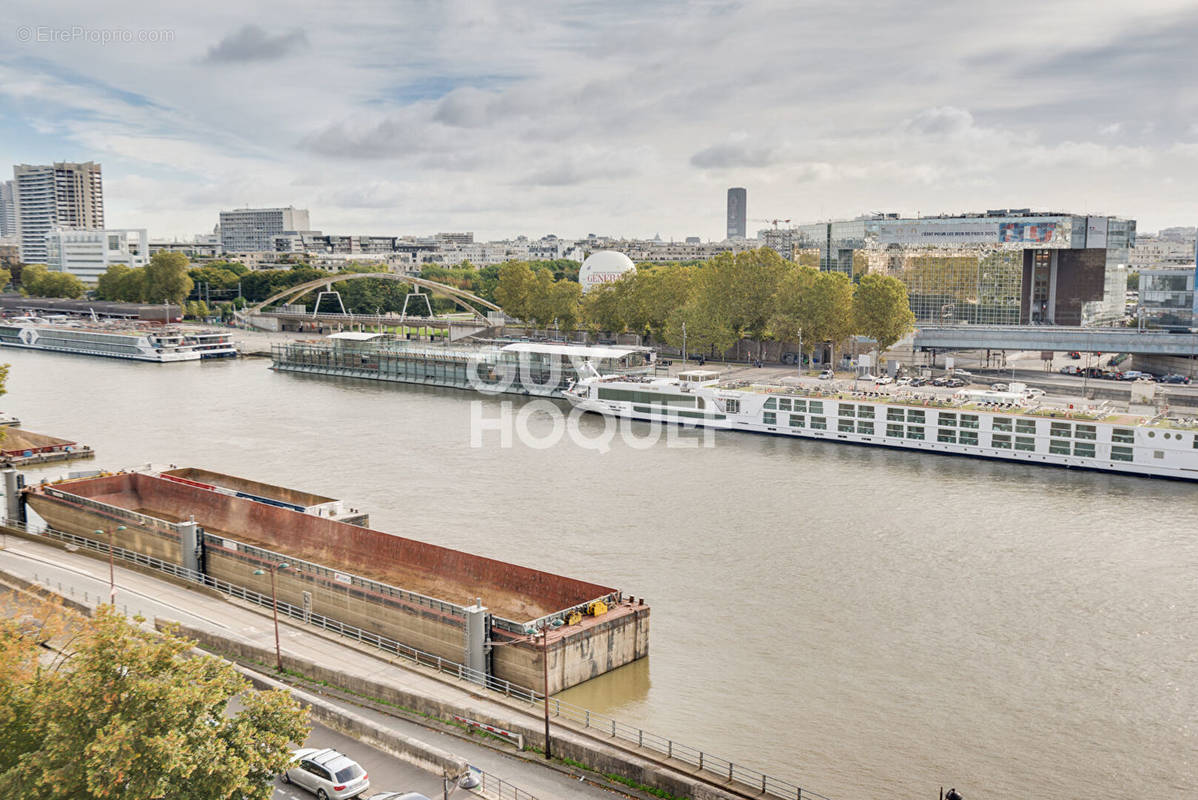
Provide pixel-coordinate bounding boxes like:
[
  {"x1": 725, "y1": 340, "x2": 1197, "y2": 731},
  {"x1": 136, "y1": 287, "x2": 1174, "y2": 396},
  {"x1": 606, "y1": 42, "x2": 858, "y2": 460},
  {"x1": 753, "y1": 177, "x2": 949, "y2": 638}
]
[
  {"x1": 0, "y1": 319, "x2": 202, "y2": 362},
  {"x1": 564, "y1": 369, "x2": 1198, "y2": 481}
]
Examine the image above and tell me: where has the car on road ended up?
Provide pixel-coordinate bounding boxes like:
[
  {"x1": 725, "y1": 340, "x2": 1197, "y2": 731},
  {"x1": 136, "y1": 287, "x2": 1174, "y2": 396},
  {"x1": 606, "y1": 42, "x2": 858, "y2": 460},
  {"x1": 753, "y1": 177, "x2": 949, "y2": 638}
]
[
  {"x1": 951, "y1": 369, "x2": 973, "y2": 378},
  {"x1": 908, "y1": 377, "x2": 929, "y2": 387},
  {"x1": 991, "y1": 383, "x2": 1009, "y2": 391},
  {"x1": 931, "y1": 377, "x2": 948, "y2": 387},
  {"x1": 283, "y1": 748, "x2": 370, "y2": 800},
  {"x1": 1160, "y1": 374, "x2": 1192, "y2": 384},
  {"x1": 1059, "y1": 365, "x2": 1081, "y2": 375},
  {"x1": 944, "y1": 378, "x2": 967, "y2": 388},
  {"x1": 818, "y1": 369, "x2": 835, "y2": 380},
  {"x1": 1023, "y1": 387, "x2": 1046, "y2": 399},
  {"x1": 875, "y1": 375, "x2": 894, "y2": 385},
  {"x1": 895, "y1": 376, "x2": 912, "y2": 386}
]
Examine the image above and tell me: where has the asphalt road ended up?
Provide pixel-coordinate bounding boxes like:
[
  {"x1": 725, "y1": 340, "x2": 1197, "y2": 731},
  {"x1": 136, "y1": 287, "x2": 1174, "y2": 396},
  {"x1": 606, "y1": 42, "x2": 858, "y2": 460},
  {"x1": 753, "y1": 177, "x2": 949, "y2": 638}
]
[{"x1": 274, "y1": 721, "x2": 444, "y2": 800}]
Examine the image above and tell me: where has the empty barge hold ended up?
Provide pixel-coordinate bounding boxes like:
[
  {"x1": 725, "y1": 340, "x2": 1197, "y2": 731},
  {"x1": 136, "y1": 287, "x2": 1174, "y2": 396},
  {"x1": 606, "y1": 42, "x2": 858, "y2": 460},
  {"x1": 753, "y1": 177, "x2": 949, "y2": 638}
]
[{"x1": 24, "y1": 468, "x2": 649, "y2": 692}]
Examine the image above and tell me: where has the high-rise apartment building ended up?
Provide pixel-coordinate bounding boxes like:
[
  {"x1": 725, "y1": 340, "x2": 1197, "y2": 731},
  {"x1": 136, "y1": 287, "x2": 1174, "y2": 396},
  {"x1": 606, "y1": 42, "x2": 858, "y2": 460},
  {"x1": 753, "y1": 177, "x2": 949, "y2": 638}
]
[
  {"x1": 11, "y1": 162, "x2": 105, "y2": 263},
  {"x1": 726, "y1": 187, "x2": 747, "y2": 239},
  {"x1": 218, "y1": 206, "x2": 311, "y2": 252},
  {"x1": 0, "y1": 181, "x2": 16, "y2": 239}
]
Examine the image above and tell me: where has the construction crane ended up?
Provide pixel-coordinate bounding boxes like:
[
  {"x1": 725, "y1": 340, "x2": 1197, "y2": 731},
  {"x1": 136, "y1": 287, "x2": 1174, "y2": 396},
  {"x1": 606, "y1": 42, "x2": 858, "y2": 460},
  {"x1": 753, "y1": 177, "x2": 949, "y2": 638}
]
[{"x1": 752, "y1": 218, "x2": 792, "y2": 229}]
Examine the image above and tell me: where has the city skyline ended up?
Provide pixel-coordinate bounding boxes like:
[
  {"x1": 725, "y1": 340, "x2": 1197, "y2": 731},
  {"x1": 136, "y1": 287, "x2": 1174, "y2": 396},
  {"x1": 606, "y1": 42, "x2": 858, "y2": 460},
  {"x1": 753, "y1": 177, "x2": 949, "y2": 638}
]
[{"x1": 3, "y1": 1, "x2": 1197, "y2": 241}]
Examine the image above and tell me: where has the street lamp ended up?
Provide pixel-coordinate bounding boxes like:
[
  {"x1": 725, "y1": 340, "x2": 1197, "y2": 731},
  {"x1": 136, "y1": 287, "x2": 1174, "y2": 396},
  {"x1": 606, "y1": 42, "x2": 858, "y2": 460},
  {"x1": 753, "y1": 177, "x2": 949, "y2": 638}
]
[
  {"x1": 253, "y1": 562, "x2": 290, "y2": 671},
  {"x1": 95, "y1": 525, "x2": 127, "y2": 605}
]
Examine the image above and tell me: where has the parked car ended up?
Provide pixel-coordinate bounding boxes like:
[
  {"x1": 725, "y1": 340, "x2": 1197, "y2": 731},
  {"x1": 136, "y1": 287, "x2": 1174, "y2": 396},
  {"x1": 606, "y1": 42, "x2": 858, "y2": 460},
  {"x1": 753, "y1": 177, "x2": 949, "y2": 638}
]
[
  {"x1": 1023, "y1": 387, "x2": 1046, "y2": 399},
  {"x1": 944, "y1": 378, "x2": 967, "y2": 388},
  {"x1": 875, "y1": 375, "x2": 894, "y2": 385},
  {"x1": 1160, "y1": 374, "x2": 1192, "y2": 384},
  {"x1": 908, "y1": 377, "x2": 929, "y2": 387},
  {"x1": 931, "y1": 377, "x2": 948, "y2": 387},
  {"x1": 895, "y1": 377, "x2": 912, "y2": 386},
  {"x1": 991, "y1": 383, "x2": 1009, "y2": 391},
  {"x1": 818, "y1": 369, "x2": 835, "y2": 380},
  {"x1": 283, "y1": 748, "x2": 370, "y2": 800},
  {"x1": 1059, "y1": 365, "x2": 1081, "y2": 375}
]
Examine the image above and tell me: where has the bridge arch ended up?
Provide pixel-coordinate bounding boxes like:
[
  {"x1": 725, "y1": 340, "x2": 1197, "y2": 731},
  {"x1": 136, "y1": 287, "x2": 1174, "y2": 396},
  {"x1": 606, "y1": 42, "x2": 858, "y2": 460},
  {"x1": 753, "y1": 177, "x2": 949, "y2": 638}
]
[{"x1": 237, "y1": 272, "x2": 502, "y2": 325}]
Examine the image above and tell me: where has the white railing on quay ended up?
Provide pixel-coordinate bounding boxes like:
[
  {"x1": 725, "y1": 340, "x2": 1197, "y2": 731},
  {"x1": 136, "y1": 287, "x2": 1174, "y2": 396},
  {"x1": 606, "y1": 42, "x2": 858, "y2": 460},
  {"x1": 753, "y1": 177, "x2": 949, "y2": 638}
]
[{"x1": 7, "y1": 520, "x2": 830, "y2": 800}]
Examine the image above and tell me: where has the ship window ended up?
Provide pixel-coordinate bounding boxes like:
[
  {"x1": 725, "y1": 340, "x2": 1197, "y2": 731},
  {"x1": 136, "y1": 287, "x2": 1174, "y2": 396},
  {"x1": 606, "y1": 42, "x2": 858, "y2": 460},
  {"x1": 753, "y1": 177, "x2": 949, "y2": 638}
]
[
  {"x1": 886, "y1": 424, "x2": 904, "y2": 438},
  {"x1": 792, "y1": 399, "x2": 807, "y2": 413},
  {"x1": 887, "y1": 408, "x2": 904, "y2": 422},
  {"x1": 857, "y1": 405, "x2": 874, "y2": 418},
  {"x1": 1111, "y1": 445, "x2": 1134, "y2": 462},
  {"x1": 992, "y1": 434, "x2": 1012, "y2": 449},
  {"x1": 810, "y1": 416, "x2": 827, "y2": 430},
  {"x1": 1194, "y1": 436, "x2": 1198, "y2": 449},
  {"x1": 959, "y1": 414, "x2": 979, "y2": 429},
  {"x1": 992, "y1": 418, "x2": 1013, "y2": 432},
  {"x1": 939, "y1": 412, "x2": 957, "y2": 427},
  {"x1": 1015, "y1": 419, "x2": 1037, "y2": 434},
  {"x1": 1015, "y1": 436, "x2": 1036, "y2": 452},
  {"x1": 906, "y1": 426, "x2": 925, "y2": 440},
  {"x1": 906, "y1": 410, "x2": 925, "y2": 424},
  {"x1": 959, "y1": 430, "x2": 979, "y2": 446},
  {"x1": 857, "y1": 421, "x2": 874, "y2": 435},
  {"x1": 1073, "y1": 442, "x2": 1095, "y2": 458},
  {"x1": 1049, "y1": 440, "x2": 1072, "y2": 455},
  {"x1": 839, "y1": 405, "x2": 855, "y2": 417},
  {"x1": 1111, "y1": 428, "x2": 1134, "y2": 443},
  {"x1": 763, "y1": 412, "x2": 776, "y2": 425},
  {"x1": 837, "y1": 419, "x2": 855, "y2": 433},
  {"x1": 937, "y1": 428, "x2": 957, "y2": 443},
  {"x1": 1074, "y1": 425, "x2": 1097, "y2": 440},
  {"x1": 1050, "y1": 422, "x2": 1072, "y2": 438},
  {"x1": 808, "y1": 401, "x2": 824, "y2": 414},
  {"x1": 789, "y1": 414, "x2": 804, "y2": 428},
  {"x1": 764, "y1": 398, "x2": 777, "y2": 410},
  {"x1": 725, "y1": 398, "x2": 740, "y2": 414},
  {"x1": 778, "y1": 397, "x2": 792, "y2": 411}
]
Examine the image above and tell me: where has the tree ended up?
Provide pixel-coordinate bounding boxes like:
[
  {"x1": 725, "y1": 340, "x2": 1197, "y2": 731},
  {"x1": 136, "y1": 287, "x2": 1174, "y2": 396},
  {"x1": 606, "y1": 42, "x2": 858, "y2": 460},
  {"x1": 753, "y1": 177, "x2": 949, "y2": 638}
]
[
  {"x1": 494, "y1": 261, "x2": 537, "y2": 322},
  {"x1": 580, "y1": 282, "x2": 626, "y2": 334},
  {"x1": 0, "y1": 601, "x2": 310, "y2": 800},
  {"x1": 143, "y1": 251, "x2": 194, "y2": 305},
  {"x1": 771, "y1": 267, "x2": 855, "y2": 368},
  {"x1": 0, "y1": 268, "x2": 11, "y2": 290},
  {"x1": 767, "y1": 266, "x2": 819, "y2": 362},
  {"x1": 853, "y1": 273, "x2": 915, "y2": 361},
  {"x1": 19, "y1": 264, "x2": 86, "y2": 299}
]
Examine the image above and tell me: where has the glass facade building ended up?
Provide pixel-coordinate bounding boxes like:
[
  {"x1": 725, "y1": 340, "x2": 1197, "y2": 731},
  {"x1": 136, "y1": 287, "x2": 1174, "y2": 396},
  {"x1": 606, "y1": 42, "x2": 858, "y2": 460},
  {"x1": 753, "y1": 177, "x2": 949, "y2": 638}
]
[{"x1": 796, "y1": 211, "x2": 1136, "y2": 326}]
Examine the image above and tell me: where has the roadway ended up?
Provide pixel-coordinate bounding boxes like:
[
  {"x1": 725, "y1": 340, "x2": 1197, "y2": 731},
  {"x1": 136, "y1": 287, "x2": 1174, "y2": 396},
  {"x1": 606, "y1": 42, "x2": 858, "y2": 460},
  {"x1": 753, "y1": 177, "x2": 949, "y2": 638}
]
[{"x1": 0, "y1": 535, "x2": 638, "y2": 800}]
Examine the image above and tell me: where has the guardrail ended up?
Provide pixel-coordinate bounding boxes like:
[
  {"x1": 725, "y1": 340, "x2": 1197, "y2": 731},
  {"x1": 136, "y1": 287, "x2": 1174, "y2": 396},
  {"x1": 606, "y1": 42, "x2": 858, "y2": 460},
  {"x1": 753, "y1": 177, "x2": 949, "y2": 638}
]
[
  {"x1": 11, "y1": 520, "x2": 829, "y2": 800},
  {"x1": 473, "y1": 769, "x2": 538, "y2": 800}
]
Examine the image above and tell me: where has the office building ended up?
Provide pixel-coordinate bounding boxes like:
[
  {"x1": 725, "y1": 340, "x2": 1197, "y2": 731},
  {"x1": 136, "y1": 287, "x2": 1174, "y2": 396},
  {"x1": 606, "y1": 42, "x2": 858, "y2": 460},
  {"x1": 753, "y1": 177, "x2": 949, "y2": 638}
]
[
  {"x1": 45, "y1": 227, "x2": 148, "y2": 285},
  {"x1": 218, "y1": 206, "x2": 310, "y2": 252},
  {"x1": 796, "y1": 210, "x2": 1136, "y2": 326},
  {"x1": 0, "y1": 180, "x2": 16, "y2": 238},
  {"x1": 12, "y1": 162, "x2": 105, "y2": 263},
  {"x1": 727, "y1": 187, "x2": 746, "y2": 239},
  {"x1": 1137, "y1": 267, "x2": 1194, "y2": 329}
]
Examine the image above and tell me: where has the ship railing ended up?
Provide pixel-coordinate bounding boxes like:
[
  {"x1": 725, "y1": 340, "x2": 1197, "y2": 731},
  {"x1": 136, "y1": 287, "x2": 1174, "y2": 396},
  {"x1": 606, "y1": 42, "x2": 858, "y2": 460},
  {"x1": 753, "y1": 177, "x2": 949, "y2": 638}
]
[{"x1": 11, "y1": 520, "x2": 828, "y2": 800}]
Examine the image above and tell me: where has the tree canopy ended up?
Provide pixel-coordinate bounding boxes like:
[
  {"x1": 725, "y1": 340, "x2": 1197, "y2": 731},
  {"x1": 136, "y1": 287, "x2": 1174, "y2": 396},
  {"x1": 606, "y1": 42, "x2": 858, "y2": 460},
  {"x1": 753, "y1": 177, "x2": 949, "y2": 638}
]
[
  {"x1": 0, "y1": 600, "x2": 309, "y2": 800},
  {"x1": 19, "y1": 264, "x2": 87, "y2": 299},
  {"x1": 853, "y1": 273, "x2": 916, "y2": 355}
]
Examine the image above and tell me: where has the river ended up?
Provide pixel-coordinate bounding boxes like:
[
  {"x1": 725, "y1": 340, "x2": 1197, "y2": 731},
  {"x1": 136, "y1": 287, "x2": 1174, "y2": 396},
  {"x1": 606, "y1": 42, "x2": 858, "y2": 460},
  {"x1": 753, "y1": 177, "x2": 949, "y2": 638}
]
[{"x1": 4, "y1": 347, "x2": 1194, "y2": 799}]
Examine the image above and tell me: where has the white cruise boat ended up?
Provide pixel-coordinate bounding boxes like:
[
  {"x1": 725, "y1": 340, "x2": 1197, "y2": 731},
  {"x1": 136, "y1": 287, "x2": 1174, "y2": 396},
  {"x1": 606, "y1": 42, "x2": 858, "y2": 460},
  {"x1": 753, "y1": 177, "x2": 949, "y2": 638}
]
[
  {"x1": 0, "y1": 319, "x2": 201, "y2": 362},
  {"x1": 564, "y1": 368, "x2": 1198, "y2": 481}
]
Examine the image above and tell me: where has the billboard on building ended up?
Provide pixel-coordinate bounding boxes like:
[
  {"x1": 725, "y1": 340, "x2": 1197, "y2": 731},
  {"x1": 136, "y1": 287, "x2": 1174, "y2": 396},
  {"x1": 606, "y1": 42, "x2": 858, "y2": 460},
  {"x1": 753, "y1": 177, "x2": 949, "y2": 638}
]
[
  {"x1": 877, "y1": 221, "x2": 999, "y2": 245},
  {"x1": 998, "y1": 221, "x2": 1059, "y2": 244}
]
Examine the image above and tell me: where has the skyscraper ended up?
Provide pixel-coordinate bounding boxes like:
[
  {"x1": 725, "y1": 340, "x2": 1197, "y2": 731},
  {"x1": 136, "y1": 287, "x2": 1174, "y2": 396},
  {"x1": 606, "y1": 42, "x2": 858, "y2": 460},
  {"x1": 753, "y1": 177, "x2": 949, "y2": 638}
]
[
  {"x1": 726, "y1": 187, "x2": 746, "y2": 239},
  {"x1": 12, "y1": 162, "x2": 105, "y2": 263},
  {"x1": 218, "y1": 206, "x2": 311, "y2": 252},
  {"x1": 0, "y1": 181, "x2": 16, "y2": 239}
]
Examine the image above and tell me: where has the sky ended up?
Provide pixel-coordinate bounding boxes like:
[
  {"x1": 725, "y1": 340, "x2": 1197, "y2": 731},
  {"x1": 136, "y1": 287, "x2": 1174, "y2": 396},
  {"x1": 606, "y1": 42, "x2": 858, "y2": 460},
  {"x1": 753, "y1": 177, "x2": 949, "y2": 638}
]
[{"x1": 2, "y1": 0, "x2": 1197, "y2": 241}]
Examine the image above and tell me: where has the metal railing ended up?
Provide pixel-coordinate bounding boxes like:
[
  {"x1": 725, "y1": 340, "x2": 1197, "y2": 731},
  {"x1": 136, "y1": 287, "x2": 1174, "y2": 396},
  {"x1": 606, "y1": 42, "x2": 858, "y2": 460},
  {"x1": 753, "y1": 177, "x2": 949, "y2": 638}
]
[
  {"x1": 12, "y1": 521, "x2": 829, "y2": 800},
  {"x1": 473, "y1": 770, "x2": 539, "y2": 800}
]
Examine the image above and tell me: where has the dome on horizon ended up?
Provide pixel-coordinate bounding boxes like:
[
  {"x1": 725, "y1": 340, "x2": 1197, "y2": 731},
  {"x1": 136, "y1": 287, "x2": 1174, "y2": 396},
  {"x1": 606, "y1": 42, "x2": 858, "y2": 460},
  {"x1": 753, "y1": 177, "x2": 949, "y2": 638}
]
[{"x1": 579, "y1": 250, "x2": 635, "y2": 293}]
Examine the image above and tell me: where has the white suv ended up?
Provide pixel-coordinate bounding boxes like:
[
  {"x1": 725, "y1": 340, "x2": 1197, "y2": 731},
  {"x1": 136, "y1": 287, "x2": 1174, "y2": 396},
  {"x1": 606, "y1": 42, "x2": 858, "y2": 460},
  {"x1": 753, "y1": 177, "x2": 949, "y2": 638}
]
[{"x1": 283, "y1": 748, "x2": 370, "y2": 800}]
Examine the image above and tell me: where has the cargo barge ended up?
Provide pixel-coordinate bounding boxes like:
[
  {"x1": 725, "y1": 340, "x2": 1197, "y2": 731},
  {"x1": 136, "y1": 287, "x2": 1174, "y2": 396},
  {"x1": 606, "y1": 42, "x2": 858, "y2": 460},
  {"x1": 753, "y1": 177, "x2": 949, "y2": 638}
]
[{"x1": 22, "y1": 467, "x2": 649, "y2": 692}]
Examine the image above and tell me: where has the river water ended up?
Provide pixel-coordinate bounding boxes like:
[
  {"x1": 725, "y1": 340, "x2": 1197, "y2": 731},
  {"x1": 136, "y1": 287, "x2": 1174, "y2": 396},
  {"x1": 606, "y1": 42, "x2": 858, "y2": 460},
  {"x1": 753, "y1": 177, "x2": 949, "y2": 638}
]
[{"x1": 5, "y1": 347, "x2": 1194, "y2": 799}]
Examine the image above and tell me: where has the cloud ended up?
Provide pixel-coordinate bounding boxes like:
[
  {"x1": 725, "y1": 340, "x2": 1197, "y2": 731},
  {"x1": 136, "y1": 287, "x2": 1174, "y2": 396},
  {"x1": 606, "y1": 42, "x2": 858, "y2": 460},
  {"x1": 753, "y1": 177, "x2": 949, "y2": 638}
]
[
  {"x1": 902, "y1": 106, "x2": 975, "y2": 136},
  {"x1": 690, "y1": 140, "x2": 785, "y2": 169},
  {"x1": 205, "y1": 25, "x2": 309, "y2": 63}
]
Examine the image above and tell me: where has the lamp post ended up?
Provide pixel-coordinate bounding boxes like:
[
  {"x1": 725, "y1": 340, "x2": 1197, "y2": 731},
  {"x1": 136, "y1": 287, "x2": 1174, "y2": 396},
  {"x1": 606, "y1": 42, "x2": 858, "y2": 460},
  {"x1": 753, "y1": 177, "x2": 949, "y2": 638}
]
[
  {"x1": 540, "y1": 624, "x2": 552, "y2": 760},
  {"x1": 253, "y1": 562, "x2": 289, "y2": 671},
  {"x1": 95, "y1": 525, "x2": 127, "y2": 605}
]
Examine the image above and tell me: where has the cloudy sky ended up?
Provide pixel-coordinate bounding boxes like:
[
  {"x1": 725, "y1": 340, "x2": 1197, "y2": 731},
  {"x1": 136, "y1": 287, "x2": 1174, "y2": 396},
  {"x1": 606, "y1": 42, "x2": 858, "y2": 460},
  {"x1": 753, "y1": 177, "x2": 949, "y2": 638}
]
[{"x1": 3, "y1": 0, "x2": 1197, "y2": 241}]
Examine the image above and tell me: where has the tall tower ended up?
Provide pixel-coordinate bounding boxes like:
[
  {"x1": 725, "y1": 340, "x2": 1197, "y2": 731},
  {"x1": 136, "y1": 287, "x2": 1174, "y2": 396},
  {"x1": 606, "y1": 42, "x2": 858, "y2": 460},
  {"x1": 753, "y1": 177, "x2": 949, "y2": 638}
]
[
  {"x1": 0, "y1": 181, "x2": 16, "y2": 239},
  {"x1": 12, "y1": 161, "x2": 104, "y2": 263},
  {"x1": 726, "y1": 187, "x2": 746, "y2": 239}
]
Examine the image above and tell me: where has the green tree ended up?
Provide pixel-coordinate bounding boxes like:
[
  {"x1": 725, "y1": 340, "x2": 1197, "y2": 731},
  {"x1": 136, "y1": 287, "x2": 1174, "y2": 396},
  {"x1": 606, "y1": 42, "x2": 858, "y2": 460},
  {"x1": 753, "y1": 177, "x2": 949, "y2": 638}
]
[
  {"x1": 624, "y1": 266, "x2": 694, "y2": 339},
  {"x1": 0, "y1": 602, "x2": 309, "y2": 799},
  {"x1": 771, "y1": 267, "x2": 855, "y2": 368},
  {"x1": 19, "y1": 265, "x2": 87, "y2": 299},
  {"x1": 95, "y1": 264, "x2": 132, "y2": 300},
  {"x1": 143, "y1": 252, "x2": 194, "y2": 305},
  {"x1": 494, "y1": 261, "x2": 537, "y2": 322},
  {"x1": 0, "y1": 268, "x2": 11, "y2": 290},
  {"x1": 853, "y1": 273, "x2": 915, "y2": 362},
  {"x1": 580, "y1": 282, "x2": 626, "y2": 334}
]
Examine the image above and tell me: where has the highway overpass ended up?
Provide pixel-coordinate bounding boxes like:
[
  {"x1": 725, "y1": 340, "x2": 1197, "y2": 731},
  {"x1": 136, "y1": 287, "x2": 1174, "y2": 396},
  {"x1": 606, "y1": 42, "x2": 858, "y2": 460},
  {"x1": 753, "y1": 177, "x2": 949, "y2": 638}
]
[{"x1": 914, "y1": 325, "x2": 1198, "y2": 356}]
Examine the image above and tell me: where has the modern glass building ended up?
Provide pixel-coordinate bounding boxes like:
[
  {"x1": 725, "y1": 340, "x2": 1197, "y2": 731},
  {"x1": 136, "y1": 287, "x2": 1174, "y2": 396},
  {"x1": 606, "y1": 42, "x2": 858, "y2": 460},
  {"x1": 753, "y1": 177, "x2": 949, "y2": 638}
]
[
  {"x1": 1138, "y1": 268, "x2": 1195, "y2": 329},
  {"x1": 795, "y1": 211, "x2": 1136, "y2": 326}
]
